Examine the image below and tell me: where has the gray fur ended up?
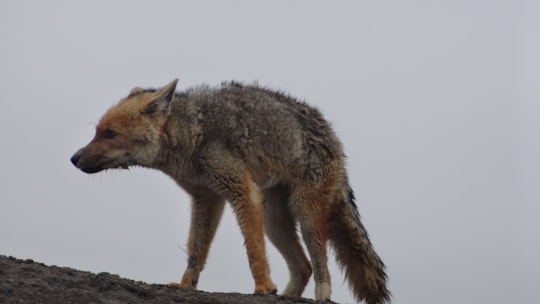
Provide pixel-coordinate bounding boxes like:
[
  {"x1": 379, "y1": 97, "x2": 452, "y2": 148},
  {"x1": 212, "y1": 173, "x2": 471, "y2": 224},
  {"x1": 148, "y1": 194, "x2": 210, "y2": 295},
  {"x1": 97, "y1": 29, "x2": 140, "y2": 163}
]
[{"x1": 71, "y1": 80, "x2": 390, "y2": 303}]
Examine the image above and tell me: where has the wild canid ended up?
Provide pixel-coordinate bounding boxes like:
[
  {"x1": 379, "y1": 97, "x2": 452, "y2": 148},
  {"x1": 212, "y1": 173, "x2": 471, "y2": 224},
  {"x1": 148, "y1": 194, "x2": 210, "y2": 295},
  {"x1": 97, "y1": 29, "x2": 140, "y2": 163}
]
[{"x1": 71, "y1": 79, "x2": 390, "y2": 303}]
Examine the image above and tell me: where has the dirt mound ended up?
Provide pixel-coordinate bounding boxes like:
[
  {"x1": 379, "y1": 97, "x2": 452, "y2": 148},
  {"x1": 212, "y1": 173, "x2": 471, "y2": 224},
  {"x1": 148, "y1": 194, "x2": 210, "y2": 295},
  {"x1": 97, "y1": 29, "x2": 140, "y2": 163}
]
[{"x1": 0, "y1": 255, "x2": 323, "y2": 304}]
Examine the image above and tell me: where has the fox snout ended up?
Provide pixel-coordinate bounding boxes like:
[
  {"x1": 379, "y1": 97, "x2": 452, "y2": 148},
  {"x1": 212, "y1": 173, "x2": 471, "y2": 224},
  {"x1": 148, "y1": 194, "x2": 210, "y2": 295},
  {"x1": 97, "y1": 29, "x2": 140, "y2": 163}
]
[
  {"x1": 71, "y1": 144, "x2": 124, "y2": 174},
  {"x1": 71, "y1": 140, "x2": 135, "y2": 174},
  {"x1": 70, "y1": 150, "x2": 82, "y2": 168},
  {"x1": 70, "y1": 148, "x2": 103, "y2": 174}
]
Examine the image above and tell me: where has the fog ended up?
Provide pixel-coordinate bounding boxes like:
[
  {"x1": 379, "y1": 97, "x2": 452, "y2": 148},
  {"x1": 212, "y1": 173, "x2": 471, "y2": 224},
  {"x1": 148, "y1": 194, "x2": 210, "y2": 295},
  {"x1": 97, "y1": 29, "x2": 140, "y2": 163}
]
[{"x1": 1, "y1": 1, "x2": 539, "y2": 303}]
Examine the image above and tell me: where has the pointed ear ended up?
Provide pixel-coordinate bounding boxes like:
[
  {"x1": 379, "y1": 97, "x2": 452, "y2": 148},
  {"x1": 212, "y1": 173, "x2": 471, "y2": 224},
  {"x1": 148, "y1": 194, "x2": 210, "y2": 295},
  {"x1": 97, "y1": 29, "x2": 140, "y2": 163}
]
[
  {"x1": 142, "y1": 79, "x2": 179, "y2": 115},
  {"x1": 128, "y1": 86, "x2": 145, "y2": 98}
]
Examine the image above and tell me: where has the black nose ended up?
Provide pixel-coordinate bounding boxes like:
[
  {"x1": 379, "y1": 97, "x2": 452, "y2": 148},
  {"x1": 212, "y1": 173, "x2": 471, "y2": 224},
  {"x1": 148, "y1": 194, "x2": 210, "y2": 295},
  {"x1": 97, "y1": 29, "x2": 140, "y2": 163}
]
[{"x1": 71, "y1": 151, "x2": 81, "y2": 167}]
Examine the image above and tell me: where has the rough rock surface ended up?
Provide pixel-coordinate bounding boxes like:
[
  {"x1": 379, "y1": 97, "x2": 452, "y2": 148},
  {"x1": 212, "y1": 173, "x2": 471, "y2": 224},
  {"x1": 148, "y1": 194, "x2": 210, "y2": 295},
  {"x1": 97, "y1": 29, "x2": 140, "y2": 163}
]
[{"x1": 0, "y1": 255, "x2": 332, "y2": 304}]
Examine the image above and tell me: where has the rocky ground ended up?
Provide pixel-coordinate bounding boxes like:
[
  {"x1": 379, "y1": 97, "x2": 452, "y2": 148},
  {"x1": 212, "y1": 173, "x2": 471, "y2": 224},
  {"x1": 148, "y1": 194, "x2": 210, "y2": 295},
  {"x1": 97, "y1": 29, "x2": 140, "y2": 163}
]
[{"x1": 0, "y1": 255, "x2": 328, "y2": 304}]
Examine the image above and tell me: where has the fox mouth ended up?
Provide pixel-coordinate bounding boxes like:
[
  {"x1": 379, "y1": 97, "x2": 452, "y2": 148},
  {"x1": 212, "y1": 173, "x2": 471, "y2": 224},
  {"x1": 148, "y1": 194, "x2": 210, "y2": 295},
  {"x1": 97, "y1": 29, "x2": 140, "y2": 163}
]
[
  {"x1": 71, "y1": 152, "x2": 128, "y2": 174},
  {"x1": 76, "y1": 161, "x2": 129, "y2": 174},
  {"x1": 80, "y1": 165, "x2": 104, "y2": 174},
  {"x1": 75, "y1": 159, "x2": 114, "y2": 174}
]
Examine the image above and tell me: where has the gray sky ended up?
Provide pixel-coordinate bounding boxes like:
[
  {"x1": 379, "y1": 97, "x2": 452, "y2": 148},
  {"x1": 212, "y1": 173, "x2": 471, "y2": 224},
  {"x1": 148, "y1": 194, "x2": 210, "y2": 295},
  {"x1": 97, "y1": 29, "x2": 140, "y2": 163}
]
[{"x1": 1, "y1": 1, "x2": 539, "y2": 303}]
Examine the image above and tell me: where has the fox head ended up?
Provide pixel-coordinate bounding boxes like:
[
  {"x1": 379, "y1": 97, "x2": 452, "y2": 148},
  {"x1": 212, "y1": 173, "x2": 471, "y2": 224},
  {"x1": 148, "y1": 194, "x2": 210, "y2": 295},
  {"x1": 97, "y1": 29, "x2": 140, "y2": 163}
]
[{"x1": 71, "y1": 79, "x2": 178, "y2": 173}]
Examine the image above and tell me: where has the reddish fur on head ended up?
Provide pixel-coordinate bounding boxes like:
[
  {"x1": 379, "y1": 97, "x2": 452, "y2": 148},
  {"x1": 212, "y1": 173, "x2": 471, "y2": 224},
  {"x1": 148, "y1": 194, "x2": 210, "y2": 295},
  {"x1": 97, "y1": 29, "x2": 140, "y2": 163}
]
[{"x1": 71, "y1": 79, "x2": 178, "y2": 173}]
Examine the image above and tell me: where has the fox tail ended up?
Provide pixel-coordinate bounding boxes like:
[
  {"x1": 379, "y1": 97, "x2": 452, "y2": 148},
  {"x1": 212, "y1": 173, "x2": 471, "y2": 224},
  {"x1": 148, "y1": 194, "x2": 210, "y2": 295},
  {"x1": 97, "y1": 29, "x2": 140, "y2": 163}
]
[{"x1": 328, "y1": 183, "x2": 391, "y2": 304}]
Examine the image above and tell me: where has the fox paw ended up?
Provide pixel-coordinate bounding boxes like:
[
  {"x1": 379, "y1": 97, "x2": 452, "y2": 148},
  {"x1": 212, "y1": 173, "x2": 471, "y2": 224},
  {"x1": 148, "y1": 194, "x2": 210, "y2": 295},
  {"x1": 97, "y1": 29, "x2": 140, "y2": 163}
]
[
  {"x1": 315, "y1": 282, "x2": 331, "y2": 301},
  {"x1": 254, "y1": 282, "x2": 278, "y2": 295},
  {"x1": 168, "y1": 282, "x2": 196, "y2": 290}
]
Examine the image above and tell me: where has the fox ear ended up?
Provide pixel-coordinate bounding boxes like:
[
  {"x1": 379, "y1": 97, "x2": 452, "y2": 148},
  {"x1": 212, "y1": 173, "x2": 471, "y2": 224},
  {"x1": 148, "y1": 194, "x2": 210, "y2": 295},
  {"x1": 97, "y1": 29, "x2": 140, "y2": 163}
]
[
  {"x1": 143, "y1": 79, "x2": 179, "y2": 115},
  {"x1": 128, "y1": 87, "x2": 145, "y2": 97}
]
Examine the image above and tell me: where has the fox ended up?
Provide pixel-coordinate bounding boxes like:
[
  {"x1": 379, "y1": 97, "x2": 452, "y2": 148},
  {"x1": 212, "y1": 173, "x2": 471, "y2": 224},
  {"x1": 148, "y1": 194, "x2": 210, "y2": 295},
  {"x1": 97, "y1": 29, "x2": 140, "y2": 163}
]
[{"x1": 71, "y1": 79, "x2": 390, "y2": 304}]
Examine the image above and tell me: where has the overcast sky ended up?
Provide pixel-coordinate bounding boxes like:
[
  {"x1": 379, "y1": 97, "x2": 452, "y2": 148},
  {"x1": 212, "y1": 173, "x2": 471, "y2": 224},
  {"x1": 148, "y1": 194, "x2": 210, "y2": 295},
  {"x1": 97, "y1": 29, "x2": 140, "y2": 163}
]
[{"x1": 1, "y1": 1, "x2": 539, "y2": 303}]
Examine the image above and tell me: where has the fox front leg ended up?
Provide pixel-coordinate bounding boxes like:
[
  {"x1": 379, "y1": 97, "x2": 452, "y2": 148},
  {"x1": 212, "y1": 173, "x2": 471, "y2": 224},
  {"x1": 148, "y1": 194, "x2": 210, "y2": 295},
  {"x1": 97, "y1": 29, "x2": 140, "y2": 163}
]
[
  {"x1": 170, "y1": 188, "x2": 225, "y2": 289},
  {"x1": 210, "y1": 170, "x2": 277, "y2": 294}
]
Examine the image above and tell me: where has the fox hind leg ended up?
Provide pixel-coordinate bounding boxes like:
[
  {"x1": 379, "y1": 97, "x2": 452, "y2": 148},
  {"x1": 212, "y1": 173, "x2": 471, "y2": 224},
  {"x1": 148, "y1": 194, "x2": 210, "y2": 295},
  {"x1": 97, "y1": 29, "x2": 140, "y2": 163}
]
[
  {"x1": 263, "y1": 185, "x2": 312, "y2": 297},
  {"x1": 290, "y1": 187, "x2": 333, "y2": 301}
]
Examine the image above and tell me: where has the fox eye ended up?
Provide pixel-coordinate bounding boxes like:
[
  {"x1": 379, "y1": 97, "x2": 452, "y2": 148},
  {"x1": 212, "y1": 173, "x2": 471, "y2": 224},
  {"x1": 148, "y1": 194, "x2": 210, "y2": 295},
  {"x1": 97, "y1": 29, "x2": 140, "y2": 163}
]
[{"x1": 102, "y1": 129, "x2": 117, "y2": 139}]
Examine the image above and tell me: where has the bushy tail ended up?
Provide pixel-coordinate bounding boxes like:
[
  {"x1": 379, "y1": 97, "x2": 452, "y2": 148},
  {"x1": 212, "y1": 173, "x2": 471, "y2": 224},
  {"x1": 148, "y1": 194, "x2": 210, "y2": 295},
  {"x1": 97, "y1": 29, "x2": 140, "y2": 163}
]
[{"x1": 328, "y1": 185, "x2": 391, "y2": 304}]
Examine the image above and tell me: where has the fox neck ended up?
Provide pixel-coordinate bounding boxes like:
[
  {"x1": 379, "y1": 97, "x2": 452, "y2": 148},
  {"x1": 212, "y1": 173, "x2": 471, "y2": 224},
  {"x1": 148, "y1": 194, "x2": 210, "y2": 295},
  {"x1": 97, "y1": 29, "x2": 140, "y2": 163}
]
[{"x1": 150, "y1": 122, "x2": 201, "y2": 182}]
